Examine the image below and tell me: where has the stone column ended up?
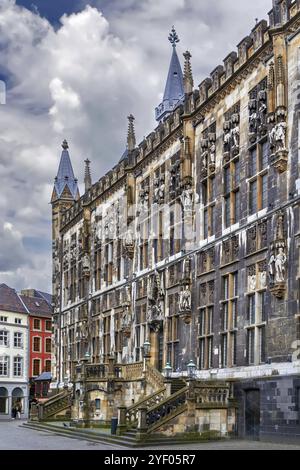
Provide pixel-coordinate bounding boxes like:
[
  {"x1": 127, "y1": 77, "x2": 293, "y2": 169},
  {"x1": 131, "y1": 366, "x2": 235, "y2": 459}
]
[
  {"x1": 136, "y1": 406, "x2": 148, "y2": 440},
  {"x1": 117, "y1": 406, "x2": 127, "y2": 435}
]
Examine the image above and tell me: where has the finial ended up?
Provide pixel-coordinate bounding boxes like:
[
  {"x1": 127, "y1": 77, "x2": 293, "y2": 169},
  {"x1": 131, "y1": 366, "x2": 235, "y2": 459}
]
[
  {"x1": 62, "y1": 139, "x2": 69, "y2": 150},
  {"x1": 127, "y1": 114, "x2": 136, "y2": 152},
  {"x1": 84, "y1": 159, "x2": 92, "y2": 192},
  {"x1": 183, "y1": 50, "x2": 194, "y2": 94},
  {"x1": 168, "y1": 26, "x2": 180, "y2": 48}
]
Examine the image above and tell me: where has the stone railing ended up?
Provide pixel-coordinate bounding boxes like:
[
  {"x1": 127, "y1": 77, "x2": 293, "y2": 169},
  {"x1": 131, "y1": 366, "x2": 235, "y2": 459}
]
[
  {"x1": 121, "y1": 362, "x2": 144, "y2": 381},
  {"x1": 118, "y1": 386, "x2": 166, "y2": 432},
  {"x1": 145, "y1": 386, "x2": 189, "y2": 433},
  {"x1": 193, "y1": 383, "x2": 230, "y2": 408},
  {"x1": 145, "y1": 364, "x2": 165, "y2": 389},
  {"x1": 85, "y1": 364, "x2": 109, "y2": 380},
  {"x1": 39, "y1": 390, "x2": 73, "y2": 420}
]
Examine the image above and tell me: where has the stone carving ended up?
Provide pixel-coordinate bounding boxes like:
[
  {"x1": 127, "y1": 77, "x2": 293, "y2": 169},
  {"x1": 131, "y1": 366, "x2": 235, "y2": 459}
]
[
  {"x1": 121, "y1": 286, "x2": 132, "y2": 338},
  {"x1": 169, "y1": 159, "x2": 181, "y2": 197},
  {"x1": 223, "y1": 107, "x2": 240, "y2": 161},
  {"x1": 123, "y1": 227, "x2": 135, "y2": 258},
  {"x1": 201, "y1": 125, "x2": 216, "y2": 176},
  {"x1": 269, "y1": 211, "x2": 287, "y2": 298},
  {"x1": 249, "y1": 79, "x2": 268, "y2": 143},
  {"x1": 179, "y1": 285, "x2": 192, "y2": 312},
  {"x1": 248, "y1": 265, "x2": 256, "y2": 292},
  {"x1": 269, "y1": 121, "x2": 287, "y2": 151},
  {"x1": 147, "y1": 271, "x2": 164, "y2": 330},
  {"x1": 82, "y1": 253, "x2": 91, "y2": 276},
  {"x1": 180, "y1": 184, "x2": 194, "y2": 212},
  {"x1": 153, "y1": 176, "x2": 165, "y2": 204}
]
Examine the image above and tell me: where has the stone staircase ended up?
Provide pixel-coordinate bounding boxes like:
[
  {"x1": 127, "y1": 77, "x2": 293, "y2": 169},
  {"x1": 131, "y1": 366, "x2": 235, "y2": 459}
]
[{"x1": 32, "y1": 390, "x2": 73, "y2": 421}]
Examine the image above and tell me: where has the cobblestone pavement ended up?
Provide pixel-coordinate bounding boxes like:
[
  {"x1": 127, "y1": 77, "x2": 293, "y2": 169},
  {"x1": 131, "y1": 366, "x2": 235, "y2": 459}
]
[{"x1": 0, "y1": 421, "x2": 300, "y2": 450}]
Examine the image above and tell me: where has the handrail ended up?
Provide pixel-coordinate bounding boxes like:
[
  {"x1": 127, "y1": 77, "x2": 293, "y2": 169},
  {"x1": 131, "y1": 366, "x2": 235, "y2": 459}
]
[
  {"x1": 42, "y1": 390, "x2": 70, "y2": 407},
  {"x1": 127, "y1": 386, "x2": 166, "y2": 413}
]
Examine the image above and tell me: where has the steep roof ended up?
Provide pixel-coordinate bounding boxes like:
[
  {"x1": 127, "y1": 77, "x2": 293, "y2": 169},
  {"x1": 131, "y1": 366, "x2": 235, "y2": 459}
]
[
  {"x1": 155, "y1": 27, "x2": 184, "y2": 122},
  {"x1": 52, "y1": 140, "x2": 79, "y2": 201},
  {"x1": 0, "y1": 284, "x2": 28, "y2": 314},
  {"x1": 20, "y1": 295, "x2": 52, "y2": 318}
]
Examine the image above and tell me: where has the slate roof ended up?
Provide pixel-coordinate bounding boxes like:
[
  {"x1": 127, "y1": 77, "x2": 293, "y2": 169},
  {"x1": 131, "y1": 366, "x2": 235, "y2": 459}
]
[
  {"x1": 53, "y1": 141, "x2": 79, "y2": 200},
  {"x1": 155, "y1": 45, "x2": 184, "y2": 122},
  {"x1": 20, "y1": 295, "x2": 52, "y2": 318},
  {"x1": 0, "y1": 284, "x2": 27, "y2": 314}
]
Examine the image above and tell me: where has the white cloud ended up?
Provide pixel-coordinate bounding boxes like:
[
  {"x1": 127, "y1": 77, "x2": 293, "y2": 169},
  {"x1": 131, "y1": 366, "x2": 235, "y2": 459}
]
[{"x1": 0, "y1": 0, "x2": 271, "y2": 291}]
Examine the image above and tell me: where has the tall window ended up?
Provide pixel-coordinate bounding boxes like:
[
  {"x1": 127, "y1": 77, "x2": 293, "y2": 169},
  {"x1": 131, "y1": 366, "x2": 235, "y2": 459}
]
[
  {"x1": 45, "y1": 320, "x2": 52, "y2": 332},
  {"x1": 33, "y1": 359, "x2": 40, "y2": 376},
  {"x1": 14, "y1": 332, "x2": 22, "y2": 348},
  {"x1": 167, "y1": 293, "x2": 180, "y2": 371},
  {"x1": 103, "y1": 315, "x2": 111, "y2": 361},
  {"x1": 13, "y1": 357, "x2": 23, "y2": 377},
  {"x1": 246, "y1": 262, "x2": 267, "y2": 365},
  {"x1": 45, "y1": 360, "x2": 51, "y2": 373},
  {"x1": 0, "y1": 356, "x2": 9, "y2": 376},
  {"x1": 223, "y1": 157, "x2": 240, "y2": 228},
  {"x1": 220, "y1": 272, "x2": 238, "y2": 368},
  {"x1": 33, "y1": 319, "x2": 41, "y2": 330},
  {"x1": 0, "y1": 331, "x2": 8, "y2": 347},
  {"x1": 248, "y1": 141, "x2": 269, "y2": 215},
  {"x1": 33, "y1": 337, "x2": 41, "y2": 352},
  {"x1": 135, "y1": 304, "x2": 147, "y2": 362},
  {"x1": 45, "y1": 338, "x2": 51, "y2": 353},
  {"x1": 198, "y1": 282, "x2": 214, "y2": 370}
]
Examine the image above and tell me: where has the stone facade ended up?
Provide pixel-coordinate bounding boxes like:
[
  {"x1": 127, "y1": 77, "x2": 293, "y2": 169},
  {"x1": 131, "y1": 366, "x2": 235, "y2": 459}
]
[{"x1": 51, "y1": 0, "x2": 300, "y2": 440}]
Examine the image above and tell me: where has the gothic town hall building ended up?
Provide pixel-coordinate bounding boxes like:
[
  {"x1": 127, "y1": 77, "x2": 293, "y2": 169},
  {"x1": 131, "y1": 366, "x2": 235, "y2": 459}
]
[{"x1": 49, "y1": 1, "x2": 300, "y2": 443}]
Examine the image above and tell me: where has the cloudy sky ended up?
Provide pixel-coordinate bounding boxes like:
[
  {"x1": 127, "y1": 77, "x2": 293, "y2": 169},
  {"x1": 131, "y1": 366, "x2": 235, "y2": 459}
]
[{"x1": 0, "y1": 0, "x2": 271, "y2": 293}]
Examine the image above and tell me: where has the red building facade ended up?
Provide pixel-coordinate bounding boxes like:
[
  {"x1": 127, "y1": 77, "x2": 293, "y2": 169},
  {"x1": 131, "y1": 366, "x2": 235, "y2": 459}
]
[{"x1": 20, "y1": 290, "x2": 52, "y2": 397}]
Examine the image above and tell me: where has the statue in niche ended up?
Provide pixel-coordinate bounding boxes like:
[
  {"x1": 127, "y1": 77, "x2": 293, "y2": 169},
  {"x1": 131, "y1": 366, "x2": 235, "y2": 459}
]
[
  {"x1": 258, "y1": 101, "x2": 267, "y2": 127},
  {"x1": 209, "y1": 142, "x2": 216, "y2": 165},
  {"x1": 179, "y1": 285, "x2": 192, "y2": 312},
  {"x1": 82, "y1": 253, "x2": 90, "y2": 272},
  {"x1": 147, "y1": 271, "x2": 164, "y2": 325},
  {"x1": 232, "y1": 125, "x2": 240, "y2": 148},
  {"x1": 269, "y1": 243, "x2": 287, "y2": 284},
  {"x1": 180, "y1": 184, "x2": 193, "y2": 212},
  {"x1": 270, "y1": 122, "x2": 287, "y2": 151}
]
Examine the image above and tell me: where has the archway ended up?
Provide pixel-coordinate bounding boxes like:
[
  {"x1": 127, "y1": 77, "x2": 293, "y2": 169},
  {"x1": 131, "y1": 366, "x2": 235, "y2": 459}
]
[
  {"x1": 12, "y1": 387, "x2": 24, "y2": 415},
  {"x1": 0, "y1": 387, "x2": 8, "y2": 414}
]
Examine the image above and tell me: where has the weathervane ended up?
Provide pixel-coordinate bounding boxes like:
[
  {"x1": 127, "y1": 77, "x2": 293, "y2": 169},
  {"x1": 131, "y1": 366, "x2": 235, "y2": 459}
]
[{"x1": 168, "y1": 26, "x2": 180, "y2": 48}]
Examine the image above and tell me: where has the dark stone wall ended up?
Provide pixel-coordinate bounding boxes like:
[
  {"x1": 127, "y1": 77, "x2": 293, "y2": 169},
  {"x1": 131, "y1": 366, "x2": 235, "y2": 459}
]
[{"x1": 235, "y1": 376, "x2": 300, "y2": 442}]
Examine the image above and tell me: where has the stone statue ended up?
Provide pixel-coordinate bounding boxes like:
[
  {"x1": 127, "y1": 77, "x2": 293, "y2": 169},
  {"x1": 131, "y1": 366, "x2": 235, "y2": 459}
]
[
  {"x1": 210, "y1": 143, "x2": 216, "y2": 164},
  {"x1": 258, "y1": 102, "x2": 267, "y2": 127},
  {"x1": 275, "y1": 245, "x2": 287, "y2": 282},
  {"x1": 275, "y1": 122, "x2": 286, "y2": 150},
  {"x1": 179, "y1": 286, "x2": 191, "y2": 312},
  {"x1": 249, "y1": 111, "x2": 257, "y2": 133},
  {"x1": 181, "y1": 185, "x2": 193, "y2": 212},
  {"x1": 82, "y1": 253, "x2": 90, "y2": 272},
  {"x1": 224, "y1": 129, "x2": 232, "y2": 152},
  {"x1": 232, "y1": 125, "x2": 240, "y2": 148}
]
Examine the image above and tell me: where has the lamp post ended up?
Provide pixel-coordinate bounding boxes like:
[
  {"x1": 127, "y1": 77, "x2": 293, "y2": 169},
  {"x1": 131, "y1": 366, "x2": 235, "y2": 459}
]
[
  {"x1": 82, "y1": 350, "x2": 91, "y2": 426},
  {"x1": 142, "y1": 339, "x2": 151, "y2": 374},
  {"x1": 187, "y1": 360, "x2": 196, "y2": 380},
  {"x1": 163, "y1": 362, "x2": 172, "y2": 379}
]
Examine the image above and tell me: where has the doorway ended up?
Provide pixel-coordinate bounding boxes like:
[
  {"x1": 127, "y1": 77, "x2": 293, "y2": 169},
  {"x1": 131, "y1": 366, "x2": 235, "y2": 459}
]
[{"x1": 245, "y1": 389, "x2": 260, "y2": 439}]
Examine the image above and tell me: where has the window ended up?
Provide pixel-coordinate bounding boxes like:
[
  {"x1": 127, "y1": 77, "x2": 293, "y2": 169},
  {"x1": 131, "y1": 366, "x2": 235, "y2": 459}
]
[
  {"x1": 45, "y1": 360, "x2": 51, "y2": 373},
  {"x1": 135, "y1": 304, "x2": 147, "y2": 362},
  {"x1": 248, "y1": 141, "x2": 269, "y2": 215},
  {"x1": 13, "y1": 357, "x2": 22, "y2": 377},
  {"x1": 0, "y1": 316, "x2": 7, "y2": 322},
  {"x1": 167, "y1": 293, "x2": 180, "y2": 371},
  {"x1": 33, "y1": 337, "x2": 41, "y2": 352},
  {"x1": 0, "y1": 356, "x2": 9, "y2": 376},
  {"x1": 45, "y1": 320, "x2": 52, "y2": 332},
  {"x1": 33, "y1": 319, "x2": 41, "y2": 330},
  {"x1": 198, "y1": 283, "x2": 214, "y2": 370},
  {"x1": 246, "y1": 262, "x2": 267, "y2": 365},
  {"x1": 0, "y1": 330, "x2": 8, "y2": 347},
  {"x1": 45, "y1": 338, "x2": 51, "y2": 353},
  {"x1": 15, "y1": 318, "x2": 21, "y2": 324},
  {"x1": 220, "y1": 273, "x2": 239, "y2": 368},
  {"x1": 33, "y1": 359, "x2": 40, "y2": 376},
  {"x1": 14, "y1": 332, "x2": 22, "y2": 348},
  {"x1": 95, "y1": 398, "x2": 101, "y2": 410},
  {"x1": 223, "y1": 158, "x2": 241, "y2": 228}
]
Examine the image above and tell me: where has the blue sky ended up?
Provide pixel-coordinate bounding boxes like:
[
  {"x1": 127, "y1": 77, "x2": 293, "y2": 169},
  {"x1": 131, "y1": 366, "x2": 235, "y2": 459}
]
[{"x1": 0, "y1": 0, "x2": 271, "y2": 292}]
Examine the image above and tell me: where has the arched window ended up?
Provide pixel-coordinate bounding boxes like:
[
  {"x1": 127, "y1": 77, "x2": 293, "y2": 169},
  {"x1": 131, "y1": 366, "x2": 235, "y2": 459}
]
[{"x1": 0, "y1": 387, "x2": 8, "y2": 414}]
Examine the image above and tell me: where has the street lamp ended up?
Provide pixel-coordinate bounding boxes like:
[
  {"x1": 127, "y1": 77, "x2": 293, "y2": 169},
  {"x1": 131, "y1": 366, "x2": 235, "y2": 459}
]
[
  {"x1": 63, "y1": 375, "x2": 69, "y2": 389},
  {"x1": 143, "y1": 340, "x2": 151, "y2": 358},
  {"x1": 187, "y1": 360, "x2": 196, "y2": 380},
  {"x1": 163, "y1": 362, "x2": 172, "y2": 379},
  {"x1": 83, "y1": 351, "x2": 91, "y2": 362}
]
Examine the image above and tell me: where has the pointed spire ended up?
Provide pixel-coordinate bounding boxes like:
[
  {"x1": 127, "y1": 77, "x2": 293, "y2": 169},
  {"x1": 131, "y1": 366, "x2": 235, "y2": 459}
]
[
  {"x1": 84, "y1": 159, "x2": 92, "y2": 192},
  {"x1": 127, "y1": 114, "x2": 136, "y2": 152},
  {"x1": 183, "y1": 50, "x2": 194, "y2": 94},
  {"x1": 155, "y1": 27, "x2": 184, "y2": 122},
  {"x1": 52, "y1": 140, "x2": 80, "y2": 202}
]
